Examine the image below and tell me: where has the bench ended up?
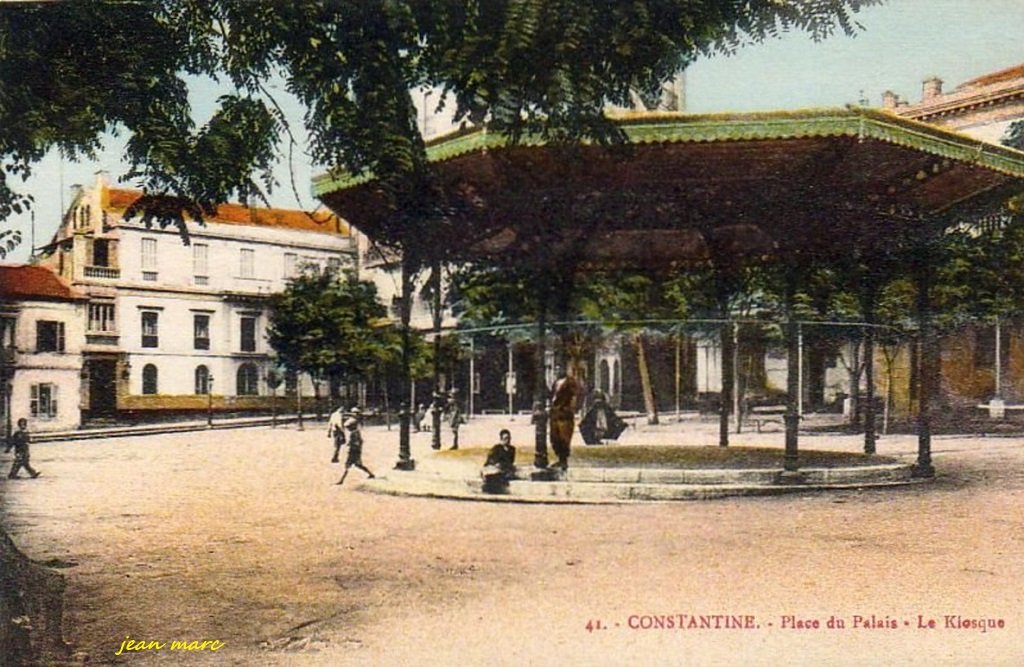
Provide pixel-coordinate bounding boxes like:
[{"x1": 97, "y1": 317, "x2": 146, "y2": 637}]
[
  {"x1": 976, "y1": 400, "x2": 1024, "y2": 419},
  {"x1": 745, "y1": 405, "x2": 787, "y2": 433}
]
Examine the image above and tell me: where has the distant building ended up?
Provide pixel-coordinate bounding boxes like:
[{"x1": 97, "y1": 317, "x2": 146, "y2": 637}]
[
  {"x1": 0, "y1": 265, "x2": 86, "y2": 433},
  {"x1": 884, "y1": 63, "x2": 1024, "y2": 143},
  {"x1": 882, "y1": 63, "x2": 1024, "y2": 418},
  {"x1": 35, "y1": 174, "x2": 356, "y2": 423}
]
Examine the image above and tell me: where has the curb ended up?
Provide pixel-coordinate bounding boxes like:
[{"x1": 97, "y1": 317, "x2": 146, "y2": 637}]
[
  {"x1": 358, "y1": 462, "x2": 925, "y2": 504},
  {"x1": 32, "y1": 417, "x2": 306, "y2": 443}
]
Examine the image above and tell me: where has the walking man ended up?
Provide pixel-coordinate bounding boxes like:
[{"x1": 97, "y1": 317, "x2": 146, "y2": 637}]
[
  {"x1": 327, "y1": 403, "x2": 346, "y2": 463},
  {"x1": 336, "y1": 412, "x2": 375, "y2": 485},
  {"x1": 6, "y1": 419, "x2": 40, "y2": 479}
]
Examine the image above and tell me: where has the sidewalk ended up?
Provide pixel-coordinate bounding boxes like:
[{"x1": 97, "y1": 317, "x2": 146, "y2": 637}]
[{"x1": 32, "y1": 413, "x2": 314, "y2": 442}]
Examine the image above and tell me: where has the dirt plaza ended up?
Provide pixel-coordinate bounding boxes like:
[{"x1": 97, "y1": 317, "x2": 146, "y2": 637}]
[{"x1": 2, "y1": 415, "x2": 1023, "y2": 666}]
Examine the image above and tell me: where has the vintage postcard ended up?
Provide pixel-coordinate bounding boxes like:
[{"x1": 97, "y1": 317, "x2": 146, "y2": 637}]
[{"x1": 2, "y1": 2, "x2": 1023, "y2": 665}]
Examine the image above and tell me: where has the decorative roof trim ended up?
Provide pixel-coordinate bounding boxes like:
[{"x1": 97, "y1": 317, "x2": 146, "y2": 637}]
[{"x1": 313, "y1": 107, "x2": 1024, "y2": 196}]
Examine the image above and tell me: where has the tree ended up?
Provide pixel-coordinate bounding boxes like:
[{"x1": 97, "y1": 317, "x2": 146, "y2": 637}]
[
  {"x1": 1004, "y1": 121, "x2": 1024, "y2": 152},
  {"x1": 267, "y1": 270, "x2": 399, "y2": 400},
  {"x1": 2, "y1": 0, "x2": 880, "y2": 238},
  {"x1": 0, "y1": 2, "x2": 279, "y2": 232}
]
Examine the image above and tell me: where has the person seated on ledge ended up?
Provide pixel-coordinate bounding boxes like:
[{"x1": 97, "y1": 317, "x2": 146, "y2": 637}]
[{"x1": 481, "y1": 429, "x2": 516, "y2": 493}]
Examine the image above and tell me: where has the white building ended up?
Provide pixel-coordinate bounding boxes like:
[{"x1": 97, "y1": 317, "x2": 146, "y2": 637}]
[
  {"x1": 37, "y1": 174, "x2": 356, "y2": 421},
  {"x1": 0, "y1": 265, "x2": 87, "y2": 433}
]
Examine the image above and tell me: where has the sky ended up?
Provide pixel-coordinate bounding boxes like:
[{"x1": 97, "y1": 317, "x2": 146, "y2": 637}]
[{"x1": 5, "y1": 0, "x2": 1024, "y2": 264}]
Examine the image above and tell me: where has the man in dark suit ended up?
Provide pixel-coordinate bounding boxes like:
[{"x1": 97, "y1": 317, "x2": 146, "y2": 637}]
[{"x1": 482, "y1": 429, "x2": 516, "y2": 493}]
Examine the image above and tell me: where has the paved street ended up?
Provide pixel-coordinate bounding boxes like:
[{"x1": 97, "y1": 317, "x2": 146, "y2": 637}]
[{"x1": 2, "y1": 415, "x2": 1023, "y2": 666}]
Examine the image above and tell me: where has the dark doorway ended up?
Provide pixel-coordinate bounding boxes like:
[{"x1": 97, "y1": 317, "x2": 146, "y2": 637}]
[{"x1": 86, "y1": 358, "x2": 117, "y2": 417}]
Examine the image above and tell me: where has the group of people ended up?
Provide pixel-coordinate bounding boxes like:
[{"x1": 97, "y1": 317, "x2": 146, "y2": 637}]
[
  {"x1": 413, "y1": 389, "x2": 465, "y2": 450},
  {"x1": 5, "y1": 367, "x2": 603, "y2": 491},
  {"x1": 481, "y1": 366, "x2": 585, "y2": 493},
  {"x1": 326, "y1": 365, "x2": 620, "y2": 493},
  {"x1": 327, "y1": 405, "x2": 375, "y2": 485}
]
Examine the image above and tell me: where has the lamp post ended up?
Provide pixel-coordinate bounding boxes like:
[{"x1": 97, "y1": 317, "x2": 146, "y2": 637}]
[
  {"x1": 266, "y1": 368, "x2": 282, "y2": 428},
  {"x1": 120, "y1": 359, "x2": 131, "y2": 424},
  {"x1": 207, "y1": 374, "x2": 214, "y2": 428},
  {"x1": 296, "y1": 371, "x2": 304, "y2": 431}
]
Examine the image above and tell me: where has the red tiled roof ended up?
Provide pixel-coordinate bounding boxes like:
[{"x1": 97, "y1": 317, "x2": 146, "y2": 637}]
[
  {"x1": 960, "y1": 63, "x2": 1024, "y2": 90},
  {"x1": 105, "y1": 188, "x2": 350, "y2": 236},
  {"x1": 0, "y1": 265, "x2": 85, "y2": 302}
]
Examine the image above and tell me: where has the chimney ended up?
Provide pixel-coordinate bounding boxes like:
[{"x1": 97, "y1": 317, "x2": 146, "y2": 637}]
[
  {"x1": 94, "y1": 170, "x2": 110, "y2": 209},
  {"x1": 922, "y1": 77, "x2": 943, "y2": 101},
  {"x1": 881, "y1": 90, "x2": 898, "y2": 109}
]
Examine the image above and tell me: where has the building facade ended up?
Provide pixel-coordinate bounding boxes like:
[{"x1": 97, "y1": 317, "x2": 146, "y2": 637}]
[
  {"x1": 36, "y1": 174, "x2": 356, "y2": 422},
  {"x1": 0, "y1": 265, "x2": 86, "y2": 433},
  {"x1": 884, "y1": 63, "x2": 1024, "y2": 143},
  {"x1": 881, "y1": 63, "x2": 1024, "y2": 419}
]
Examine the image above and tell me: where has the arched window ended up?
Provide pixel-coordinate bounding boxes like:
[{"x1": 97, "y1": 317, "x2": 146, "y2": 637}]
[
  {"x1": 599, "y1": 359, "x2": 611, "y2": 396},
  {"x1": 195, "y1": 365, "x2": 210, "y2": 395},
  {"x1": 142, "y1": 364, "x2": 158, "y2": 395},
  {"x1": 236, "y1": 363, "x2": 259, "y2": 396}
]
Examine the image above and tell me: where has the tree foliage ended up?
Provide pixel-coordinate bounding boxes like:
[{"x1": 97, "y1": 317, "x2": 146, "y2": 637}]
[
  {"x1": 1, "y1": 0, "x2": 880, "y2": 248},
  {"x1": 267, "y1": 269, "x2": 399, "y2": 388},
  {"x1": 0, "y1": 2, "x2": 279, "y2": 234}
]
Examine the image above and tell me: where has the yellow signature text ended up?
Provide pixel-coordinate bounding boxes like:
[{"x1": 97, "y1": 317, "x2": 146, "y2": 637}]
[{"x1": 115, "y1": 635, "x2": 225, "y2": 655}]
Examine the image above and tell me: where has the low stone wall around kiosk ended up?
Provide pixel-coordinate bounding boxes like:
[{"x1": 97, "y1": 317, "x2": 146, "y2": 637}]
[{"x1": 0, "y1": 530, "x2": 70, "y2": 666}]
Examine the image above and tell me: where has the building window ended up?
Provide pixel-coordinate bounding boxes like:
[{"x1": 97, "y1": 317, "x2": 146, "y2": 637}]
[
  {"x1": 35, "y1": 321, "x2": 65, "y2": 352},
  {"x1": 93, "y1": 239, "x2": 110, "y2": 267},
  {"x1": 284, "y1": 252, "x2": 297, "y2": 278},
  {"x1": 142, "y1": 364, "x2": 158, "y2": 395},
  {"x1": 302, "y1": 256, "x2": 321, "y2": 274},
  {"x1": 88, "y1": 303, "x2": 116, "y2": 333},
  {"x1": 141, "y1": 237, "x2": 157, "y2": 280},
  {"x1": 327, "y1": 256, "x2": 342, "y2": 273},
  {"x1": 239, "y1": 248, "x2": 255, "y2": 278},
  {"x1": 194, "y1": 314, "x2": 211, "y2": 350},
  {"x1": 141, "y1": 312, "x2": 159, "y2": 348},
  {"x1": 195, "y1": 365, "x2": 210, "y2": 394},
  {"x1": 30, "y1": 383, "x2": 58, "y2": 418},
  {"x1": 1, "y1": 317, "x2": 16, "y2": 349},
  {"x1": 193, "y1": 243, "x2": 209, "y2": 285},
  {"x1": 237, "y1": 363, "x2": 259, "y2": 396},
  {"x1": 240, "y1": 316, "x2": 257, "y2": 352}
]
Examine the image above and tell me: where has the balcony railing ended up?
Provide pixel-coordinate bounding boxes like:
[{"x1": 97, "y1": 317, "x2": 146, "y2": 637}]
[
  {"x1": 84, "y1": 266, "x2": 120, "y2": 279},
  {"x1": 85, "y1": 333, "x2": 119, "y2": 346}
]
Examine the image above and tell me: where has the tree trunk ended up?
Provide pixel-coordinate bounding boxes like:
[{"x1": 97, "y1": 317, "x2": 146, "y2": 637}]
[
  {"x1": 395, "y1": 257, "x2": 415, "y2": 469},
  {"x1": 533, "y1": 305, "x2": 549, "y2": 468},
  {"x1": 846, "y1": 340, "x2": 863, "y2": 428},
  {"x1": 863, "y1": 301, "x2": 877, "y2": 454},
  {"x1": 635, "y1": 334, "x2": 659, "y2": 425},
  {"x1": 431, "y1": 261, "x2": 443, "y2": 450}
]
